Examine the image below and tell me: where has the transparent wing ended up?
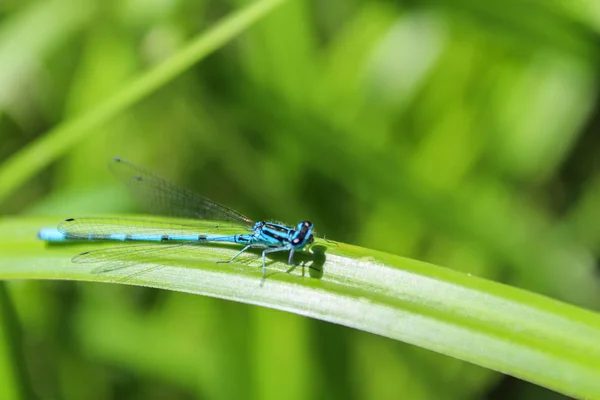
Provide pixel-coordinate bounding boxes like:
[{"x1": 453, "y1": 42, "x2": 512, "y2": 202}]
[
  {"x1": 110, "y1": 157, "x2": 253, "y2": 226},
  {"x1": 74, "y1": 243, "x2": 189, "y2": 267},
  {"x1": 57, "y1": 217, "x2": 242, "y2": 239},
  {"x1": 72, "y1": 243, "x2": 204, "y2": 282}
]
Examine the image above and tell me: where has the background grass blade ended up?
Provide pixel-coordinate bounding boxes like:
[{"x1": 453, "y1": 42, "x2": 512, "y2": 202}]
[
  {"x1": 0, "y1": 0, "x2": 285, "y2": 206},
  {"x1": 2, "y1": 216, "x2": 600, "y2": 399}
]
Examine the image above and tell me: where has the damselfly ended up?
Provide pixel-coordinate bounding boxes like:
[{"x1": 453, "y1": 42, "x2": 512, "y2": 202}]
[{"x1": 38, "y1": 158, "x2": 316, "y2": 278}]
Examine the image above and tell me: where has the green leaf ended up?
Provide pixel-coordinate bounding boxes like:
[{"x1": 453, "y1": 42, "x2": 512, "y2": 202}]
[{"x1": 2, "y1": 215, "x2": 600, "y2": 398}]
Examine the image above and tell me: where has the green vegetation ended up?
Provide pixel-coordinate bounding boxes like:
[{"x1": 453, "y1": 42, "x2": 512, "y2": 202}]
[{"x1": 1, "y1": 0, "x2": 599, "y2": 399}]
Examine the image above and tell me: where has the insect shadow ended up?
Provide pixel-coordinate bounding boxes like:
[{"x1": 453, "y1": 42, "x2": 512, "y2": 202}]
[{"x1": 231, "y1": 244, "x2": 327, "y2": 280}]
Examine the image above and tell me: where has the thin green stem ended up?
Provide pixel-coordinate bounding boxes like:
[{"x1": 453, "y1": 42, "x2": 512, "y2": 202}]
[{"x1": 0, "y1": 0, "x2": 285, "y2": 206}]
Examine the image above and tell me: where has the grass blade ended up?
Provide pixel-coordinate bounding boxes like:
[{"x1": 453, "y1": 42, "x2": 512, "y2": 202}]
[{"x1": 1, "y1": 216, "x2": 600, "y2": 398}]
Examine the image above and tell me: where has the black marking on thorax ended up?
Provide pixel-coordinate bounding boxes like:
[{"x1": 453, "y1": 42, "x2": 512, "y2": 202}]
[
  {"x1": 264, "y1": 223, "x2": 289, "y2": 233},
  {"x1": 262, "y1": 228, "x2": 288, "y2": 242}
]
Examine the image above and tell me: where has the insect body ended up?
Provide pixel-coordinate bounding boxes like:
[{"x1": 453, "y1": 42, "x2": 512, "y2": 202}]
[{"x1": 38, "y1": 158, "x2": 315, "y2": 278}]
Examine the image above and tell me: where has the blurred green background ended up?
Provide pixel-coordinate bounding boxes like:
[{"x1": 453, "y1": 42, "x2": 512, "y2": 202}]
[{"x1": 1, "y1": 0, "x2": 600, "y2": 398}]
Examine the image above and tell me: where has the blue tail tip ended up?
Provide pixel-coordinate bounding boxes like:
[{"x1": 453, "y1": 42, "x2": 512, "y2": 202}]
[{"x1": 38, "y1": 228, "x2": 66, "y2": 242}]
